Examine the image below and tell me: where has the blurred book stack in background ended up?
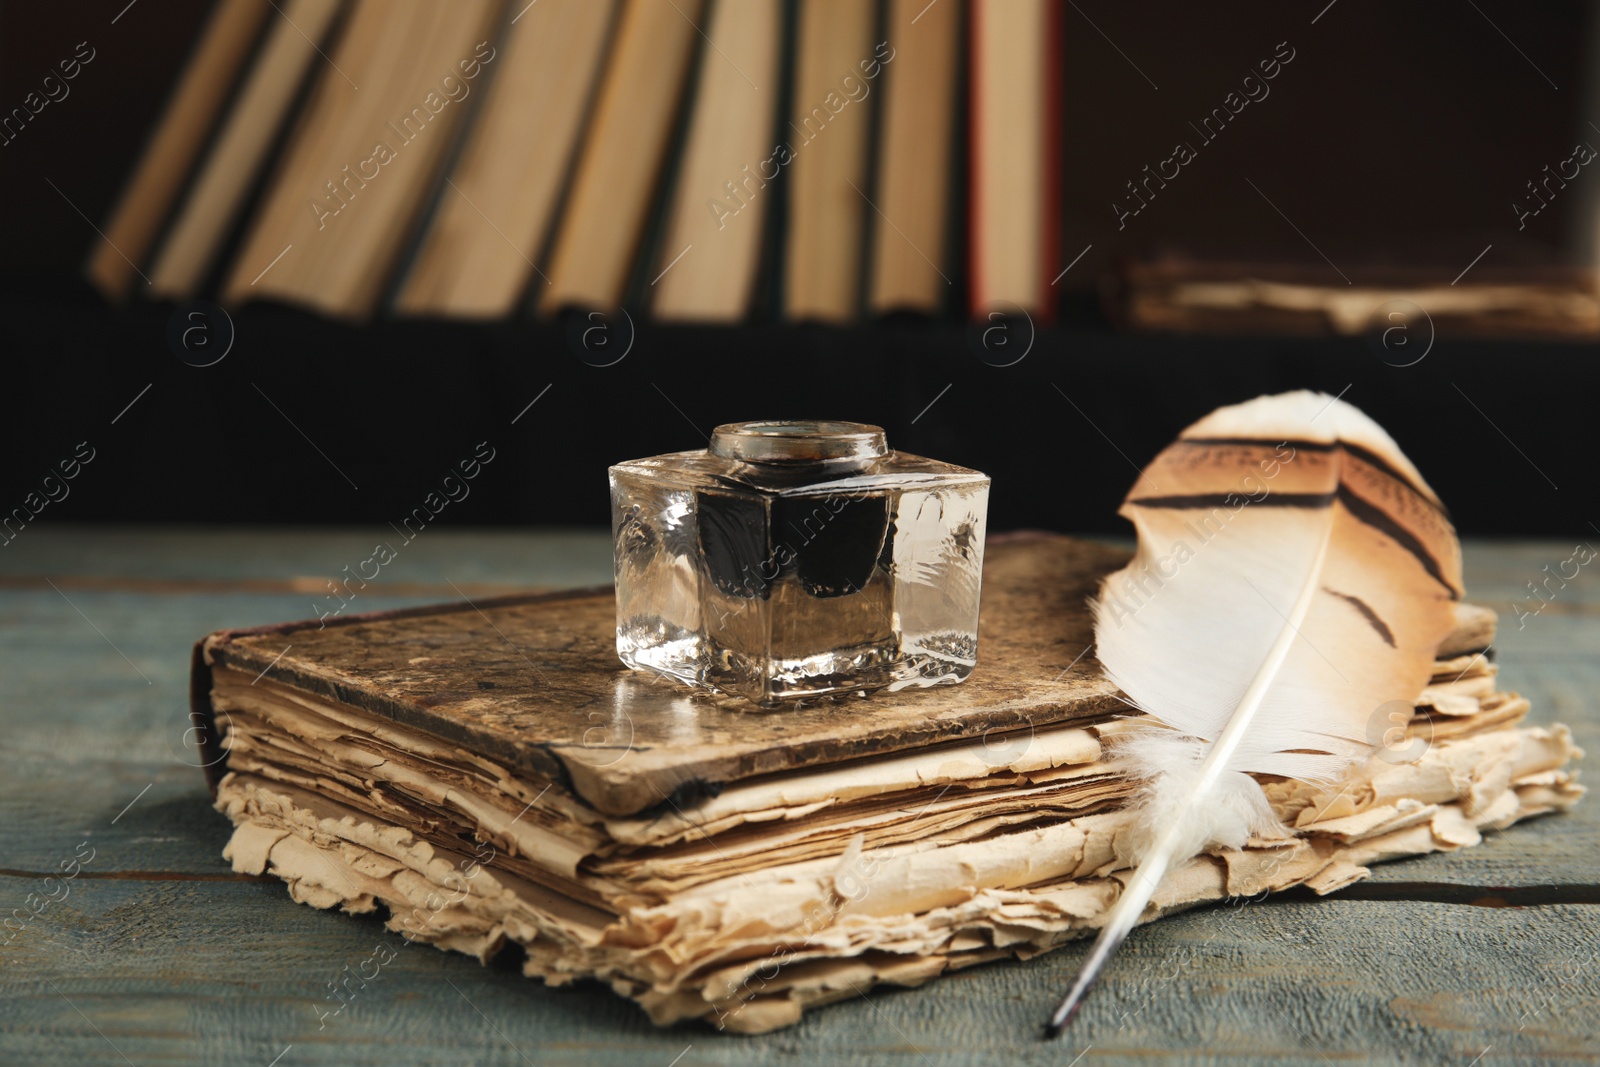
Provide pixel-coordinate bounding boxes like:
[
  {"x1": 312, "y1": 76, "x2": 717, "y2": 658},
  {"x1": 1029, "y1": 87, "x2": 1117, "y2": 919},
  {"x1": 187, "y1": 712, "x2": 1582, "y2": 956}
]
[
  {"x1": 81, "y1": 0, "x2": 1054, "y2": 324},
  {"x1": 81, "y1": 0, "x2": 1600, "y2": 339},
  {"x1": 5, "y1": 0, "x2": 1597, "y2": 538}
]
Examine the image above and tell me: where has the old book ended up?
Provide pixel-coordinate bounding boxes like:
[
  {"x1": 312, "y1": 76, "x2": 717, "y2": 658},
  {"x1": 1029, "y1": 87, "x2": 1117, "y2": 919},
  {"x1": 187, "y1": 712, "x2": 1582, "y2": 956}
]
[
  {"x1": 394, "y1": 0, "x2": 617, "y2": 318},
  {"x1": 969, "y1": 0, "x2": 1059, "y2": 318},
  {"x1": 220, "y1": 0, "x2": 504, "y2": 318},
  {"x1": 149, "y1": 0, "x2": 346, "y2": 299},
  {"x1": 192, "y1": 534, "x2": 1582, "y2": 1032},
  {"x1": 781, "y1": 0, "x2": 880, "y2": 321},
  {"x1": 1114, "y1": 255, "x2": 1600, "y2": 341},
  {"x1": 86, "y1": 0, "x2": 272, "y2": 301},
  {"x1": 868, "y1": 0, "x2": 960, "y2": 315},
  {"x1": 538, "y1": 0, "x2": 705, "y2": 315},
  {"x1": 650, "y1": 0, "x2": 782, "y2": 322},
  {"x1": 194, "y1": 536, "x2": 1132, "y2": 810}
]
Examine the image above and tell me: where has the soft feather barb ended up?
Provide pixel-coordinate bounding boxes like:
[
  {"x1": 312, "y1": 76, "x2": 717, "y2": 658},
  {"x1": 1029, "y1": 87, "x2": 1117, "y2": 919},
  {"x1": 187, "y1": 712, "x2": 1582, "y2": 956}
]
[{"x1": 1044, "y1": 390, "x2": 1463, "y2": 1037}]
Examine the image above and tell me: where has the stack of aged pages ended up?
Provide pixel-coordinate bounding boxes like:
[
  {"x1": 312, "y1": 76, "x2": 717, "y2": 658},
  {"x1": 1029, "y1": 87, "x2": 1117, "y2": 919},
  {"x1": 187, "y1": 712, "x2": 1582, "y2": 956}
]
[{"x1": 191, "y1": 535, "x2": 1583, "y2": 1033}]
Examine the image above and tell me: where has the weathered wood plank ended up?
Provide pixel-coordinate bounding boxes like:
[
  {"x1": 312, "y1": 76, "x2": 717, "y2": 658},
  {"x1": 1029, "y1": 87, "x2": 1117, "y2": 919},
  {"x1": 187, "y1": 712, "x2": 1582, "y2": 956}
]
[
  {"x1": 0, "y1": 524, "x2": 616, "y2": 589},
  {"x1": 2, "y1": 879, "x2": 1595, "y2": 1065},
  {"x1": 0, "y1": 532, "x2": 1594, "y2": 1065},
  {"x1": 0, "y1": 758, "x2": 236, "y2": 877}
]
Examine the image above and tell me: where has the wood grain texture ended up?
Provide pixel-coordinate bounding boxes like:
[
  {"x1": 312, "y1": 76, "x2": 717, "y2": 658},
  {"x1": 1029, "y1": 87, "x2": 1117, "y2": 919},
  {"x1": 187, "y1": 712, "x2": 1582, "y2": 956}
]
[
  {"x1": 5, "y1": 882, "x2": 1595, "y2": 1066},
  {"x1": 1, "y1": 530, "x2": 1593, "y2": 1065}
]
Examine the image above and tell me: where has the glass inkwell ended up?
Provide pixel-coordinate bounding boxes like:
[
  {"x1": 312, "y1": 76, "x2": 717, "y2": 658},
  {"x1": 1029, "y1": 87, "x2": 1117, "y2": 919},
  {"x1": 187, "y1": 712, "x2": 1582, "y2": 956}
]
[{"x1": 609, "y1": 420, "x2": 990, "y2": 706}]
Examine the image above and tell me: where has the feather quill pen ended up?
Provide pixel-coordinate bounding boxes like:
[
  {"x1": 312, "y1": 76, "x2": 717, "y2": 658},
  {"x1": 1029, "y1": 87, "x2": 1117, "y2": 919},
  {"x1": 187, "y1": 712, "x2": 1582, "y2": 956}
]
[{"x1": 1044, "y1": 391, "x2": 1462, "y2": 1036}]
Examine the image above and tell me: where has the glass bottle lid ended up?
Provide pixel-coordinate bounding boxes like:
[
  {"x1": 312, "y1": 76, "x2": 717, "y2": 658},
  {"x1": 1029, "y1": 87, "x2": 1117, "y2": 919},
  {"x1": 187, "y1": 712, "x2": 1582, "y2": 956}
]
[{"x1": 708, "y1": 420, "x2": 889, "y2": 467}]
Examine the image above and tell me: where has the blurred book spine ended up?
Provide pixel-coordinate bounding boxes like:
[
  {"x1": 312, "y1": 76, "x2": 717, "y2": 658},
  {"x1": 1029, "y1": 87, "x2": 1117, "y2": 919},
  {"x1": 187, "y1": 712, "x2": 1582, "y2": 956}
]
[{"x1": 86, "y1": 0, "x2": 271, "y2": 301}]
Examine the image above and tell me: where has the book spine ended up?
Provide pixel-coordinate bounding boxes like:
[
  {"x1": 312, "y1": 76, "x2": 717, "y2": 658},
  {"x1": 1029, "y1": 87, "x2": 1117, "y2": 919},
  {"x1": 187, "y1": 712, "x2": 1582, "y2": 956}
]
[{"x1": 1039, "y1": 0, "x2": 1062, "y2": 323}]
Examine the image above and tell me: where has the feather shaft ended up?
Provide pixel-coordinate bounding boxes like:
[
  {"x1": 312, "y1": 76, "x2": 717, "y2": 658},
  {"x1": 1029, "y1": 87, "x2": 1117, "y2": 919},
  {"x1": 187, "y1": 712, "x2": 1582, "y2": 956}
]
[{"x1": 1044, "y1": 521, "x2": 1332, "y2": 1037}]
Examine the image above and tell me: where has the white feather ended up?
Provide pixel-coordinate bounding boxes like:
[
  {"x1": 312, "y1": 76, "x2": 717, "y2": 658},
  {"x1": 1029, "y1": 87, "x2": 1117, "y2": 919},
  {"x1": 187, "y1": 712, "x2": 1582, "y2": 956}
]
[{"x1": 1046, "y1": 390, "x2": 1463, "y2": 1034}]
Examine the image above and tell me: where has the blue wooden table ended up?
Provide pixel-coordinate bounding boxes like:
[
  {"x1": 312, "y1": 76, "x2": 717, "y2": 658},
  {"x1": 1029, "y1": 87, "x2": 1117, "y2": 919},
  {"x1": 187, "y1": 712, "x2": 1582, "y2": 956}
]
[{"x1": 2, "y1": 527, "x2": 1595, "y2": 1066}]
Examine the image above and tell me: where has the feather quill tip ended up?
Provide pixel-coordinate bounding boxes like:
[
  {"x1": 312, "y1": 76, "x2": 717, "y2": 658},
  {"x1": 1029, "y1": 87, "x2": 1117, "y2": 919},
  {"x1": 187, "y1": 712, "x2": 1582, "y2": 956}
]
[{"x1": 1041, "y1": 983, "x2": 1089, "y2": 1039}]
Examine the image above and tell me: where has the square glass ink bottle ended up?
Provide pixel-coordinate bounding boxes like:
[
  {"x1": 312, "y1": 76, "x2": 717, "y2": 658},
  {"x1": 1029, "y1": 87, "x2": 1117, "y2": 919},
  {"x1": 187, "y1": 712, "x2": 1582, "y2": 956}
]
[{"x1": 609, "y1": 420, "x2": 990, "y2": 706}]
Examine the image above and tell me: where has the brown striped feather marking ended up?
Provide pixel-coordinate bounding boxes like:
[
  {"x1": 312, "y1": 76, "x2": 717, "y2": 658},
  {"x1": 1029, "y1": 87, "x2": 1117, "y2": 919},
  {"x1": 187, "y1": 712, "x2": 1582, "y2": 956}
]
[{"x1": 1125, "y1": 438, "x2": 1462, "y2": 600}]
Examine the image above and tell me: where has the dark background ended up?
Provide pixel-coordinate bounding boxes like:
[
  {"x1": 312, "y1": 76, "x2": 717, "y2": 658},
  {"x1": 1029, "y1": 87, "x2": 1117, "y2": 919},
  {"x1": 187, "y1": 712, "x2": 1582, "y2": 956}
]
[{"x1": 1, "y1": 0, "x2": 1594, "y2": 537}]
